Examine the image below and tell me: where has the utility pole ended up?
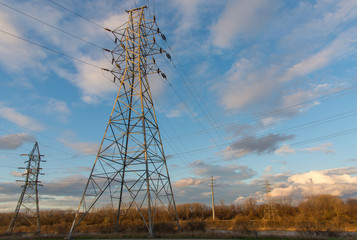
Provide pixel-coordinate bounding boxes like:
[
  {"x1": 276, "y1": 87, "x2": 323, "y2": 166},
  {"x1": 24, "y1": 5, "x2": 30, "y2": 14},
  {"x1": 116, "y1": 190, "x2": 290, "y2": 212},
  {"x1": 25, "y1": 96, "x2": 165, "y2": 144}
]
[
  {"x1": 7, "y1": 142, "x2": 44, "y2": 233},
  {"x1": 68, "y1": 6, "x2": 180, "y2": 239},
  {"x1": 210, "y1": 176, "x2": 216, "y2": 220}
]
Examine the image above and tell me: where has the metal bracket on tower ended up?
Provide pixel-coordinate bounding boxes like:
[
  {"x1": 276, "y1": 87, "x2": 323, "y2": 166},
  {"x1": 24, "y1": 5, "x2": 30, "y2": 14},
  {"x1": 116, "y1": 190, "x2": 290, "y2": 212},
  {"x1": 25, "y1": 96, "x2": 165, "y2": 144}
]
[{"x1": 68, "y1": 6, "x2": 180, "y2": 239}]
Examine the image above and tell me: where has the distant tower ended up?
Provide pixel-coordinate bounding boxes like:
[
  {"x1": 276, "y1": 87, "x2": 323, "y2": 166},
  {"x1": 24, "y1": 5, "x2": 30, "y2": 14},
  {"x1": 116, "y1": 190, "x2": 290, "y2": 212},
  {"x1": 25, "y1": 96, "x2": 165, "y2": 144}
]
[
  {"x1": 264, "y1": 180, "x2": 277, "y2": 221},
  {"x1": 68, "y1": 6, "x2": 180, "y2": 238},
  {"x1": 7, "y1": 141, "x2": 44, "y2": 233}
]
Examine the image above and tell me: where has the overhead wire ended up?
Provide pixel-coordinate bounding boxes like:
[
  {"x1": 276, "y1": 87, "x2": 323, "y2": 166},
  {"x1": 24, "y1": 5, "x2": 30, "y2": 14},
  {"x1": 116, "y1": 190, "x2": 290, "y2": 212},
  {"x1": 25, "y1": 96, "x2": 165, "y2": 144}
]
[
  {"x1": 153, "y1": 21, "x2": 357, "y2": 159},
  {"x1": 169, "y1": 126, "x2": 357, "y2": 174},
  {"x1": 48, "y1": 0, "x2": 105, "y2": 29},
  {"x1": 1, "y1": 3, "x2": 356, "y2": 179},
  {"x1": 167, "y1": 106, "x2": 357, "y2": 158},
  {"x1": 164, "y1": 86, "x2": 357, "y2": 142},
  {"x1": 0, "y1": 28, "x2": 104, "y2": 70},
  {"x1": 0, "y1": 1, "x2": 104, "y2": 50}
]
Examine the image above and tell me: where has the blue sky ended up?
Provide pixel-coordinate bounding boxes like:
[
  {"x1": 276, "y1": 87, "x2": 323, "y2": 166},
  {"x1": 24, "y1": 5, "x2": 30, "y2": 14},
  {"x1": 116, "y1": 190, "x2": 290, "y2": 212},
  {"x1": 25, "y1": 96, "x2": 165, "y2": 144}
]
[{"x1": 0, "y1": 0, "x2": 357, "y2": 211}]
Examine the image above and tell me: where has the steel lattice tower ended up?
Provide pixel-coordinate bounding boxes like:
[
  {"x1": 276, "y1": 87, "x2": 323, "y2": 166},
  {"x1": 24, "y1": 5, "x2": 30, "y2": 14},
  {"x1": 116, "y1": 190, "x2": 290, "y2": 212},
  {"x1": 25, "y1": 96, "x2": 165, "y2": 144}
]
[
  {"x1": 7, "y1": 141, "x2": 44, "y2": 233},
  {"x1": 264, "y1": 180, "x2": 277, "y2": 221},
  {"x1": 69, "y1": 6, "x2": 180, "y2": 238}
]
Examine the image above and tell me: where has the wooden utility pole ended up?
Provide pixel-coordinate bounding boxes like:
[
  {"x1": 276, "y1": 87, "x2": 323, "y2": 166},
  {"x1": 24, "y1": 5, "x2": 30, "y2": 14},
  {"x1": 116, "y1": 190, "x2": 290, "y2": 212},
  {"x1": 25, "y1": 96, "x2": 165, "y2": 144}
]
[{"x1": 211, "y1": 176, "x2": 215, "y2": 220}]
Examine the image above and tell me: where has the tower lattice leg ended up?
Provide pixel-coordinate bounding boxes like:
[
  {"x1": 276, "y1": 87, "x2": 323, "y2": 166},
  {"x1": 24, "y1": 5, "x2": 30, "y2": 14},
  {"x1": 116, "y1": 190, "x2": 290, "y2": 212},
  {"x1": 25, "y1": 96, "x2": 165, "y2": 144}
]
[{"x1": 68, "y1": 6, "x2": 180, "y2": 239}]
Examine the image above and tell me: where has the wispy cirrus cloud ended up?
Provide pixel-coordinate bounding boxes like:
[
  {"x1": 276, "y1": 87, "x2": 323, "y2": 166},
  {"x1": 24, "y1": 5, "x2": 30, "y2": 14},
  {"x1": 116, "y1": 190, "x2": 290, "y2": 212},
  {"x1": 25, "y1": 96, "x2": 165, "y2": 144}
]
[
  {"x1": 275, "y1": 142, "x2": 335, "y2": 156},
  {"x1": 44, "y1": 98, "x2": 71, "y2": 123},
  {"x1": 0, "y1": 102, "x2": 45, "y2": 131},
  {"x1": 60, "y1": 138, "x2": 99, "y2": 155}
]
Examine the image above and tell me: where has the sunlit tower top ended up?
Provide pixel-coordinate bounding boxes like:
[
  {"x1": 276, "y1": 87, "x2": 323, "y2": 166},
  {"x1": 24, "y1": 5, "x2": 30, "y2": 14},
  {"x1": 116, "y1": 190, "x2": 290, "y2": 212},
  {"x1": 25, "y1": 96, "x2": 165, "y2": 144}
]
[{"x1": 68, "y1": 6, "x2": 179, "y2": 239}]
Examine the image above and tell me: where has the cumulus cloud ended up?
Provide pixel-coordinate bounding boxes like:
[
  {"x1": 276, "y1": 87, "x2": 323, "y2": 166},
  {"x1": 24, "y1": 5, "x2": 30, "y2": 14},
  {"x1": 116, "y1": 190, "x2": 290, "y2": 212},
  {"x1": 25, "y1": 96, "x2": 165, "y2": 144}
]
[
  {"x1": 173, "y1": 0, "x2": 203, "y2": 34},
  {"x1": 172, "y1": 161, "x2": 257, "y2": 203},
  {"x1": 211, "y1": 0, "x2": 279, "y2": 48},
  {"x1": 173, "y1": 177, "x2": 205, "y2": 188},
  {"x1": 0, "y1": 132, "x2": 35, "y2": 149},
  {"x1": 216, "y1": 58, "x2": 279, "y2": 111},
  {"x1": 222, "y1": 133, "x2": 295, "y2": 159},
  {"x1": 270, "y1": 167, "x2": 357, "y2": 200},
  {"x1": 72, "y1": 57, "x2": 116, "y2": 104},
  {"x1": 0, "y1": 8, "x2": 46, "y2": 72}
]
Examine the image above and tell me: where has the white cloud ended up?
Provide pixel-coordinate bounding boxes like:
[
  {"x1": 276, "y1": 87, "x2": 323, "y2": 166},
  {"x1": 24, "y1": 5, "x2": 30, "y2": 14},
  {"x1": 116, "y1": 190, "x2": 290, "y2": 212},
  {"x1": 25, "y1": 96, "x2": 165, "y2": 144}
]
[
  {"x1": 211, "y1": 0, "x2": 279, "y2": 48},
  {"x1": 60, "y1": 139, "x2": 99, "y2": 155},
  {"x1": 216, "y1": 58, "x2": 279, "y2": 111},
  {"x1": 303, "y1": 142, "x2": 335, "y2": 154},
  {"x1": 281, "y1": 28, "x2": 357, "y2": 83},
  {"x1": 275, "y1": 144, "x2": 296, "y2": 156},
  {"x1": 0, "y1": 8, "x2": 47, "y2": 72},
  {"x1": 275, "y1": 142, "x2": 335, "y2": 156},
  {"x1": 44, "y1": 98, "x2": 71, "y2": 123},
  {"x1": 173, "y1": 0, "x2": 203, "y2": 34},
  {"x1": 73, "y1": 57, "x2": 116, "y2": 104},
  {"x1": 166, "y1": 102, "x2": 190, "y2": 118},
  {"x1": 99, "y1": 13, "x2": 127, "y2": 31},
  {"x1": 0, "y1": 132, "x2": 35, "y2": 150},
  {"x1": 173, "y1": 177, "x2": 205, "y2": 188},
  {"x1": 270, "y1": 167, "x2": 357, "y2": 199},
  {"x1": 265, "y1": 165, "x2": 273, "y2": 174},
  {"x1": 10, "y1": 171, "x2": 24, "y2": 177},
  {"x1": 0, "y1": 103, "x2": 45, "y2": 131}
]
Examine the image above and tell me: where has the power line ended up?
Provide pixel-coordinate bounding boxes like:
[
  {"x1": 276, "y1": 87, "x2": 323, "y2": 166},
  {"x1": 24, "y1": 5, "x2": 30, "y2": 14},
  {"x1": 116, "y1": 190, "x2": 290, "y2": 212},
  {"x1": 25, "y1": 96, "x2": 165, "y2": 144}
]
[
  {"x1": 48, "y1": 0, "x2": 105, "y2": 29},
  {"x1": 170, "y1": 108, "x2": 357, "y2": 159},
  {"x1": 169, "y1": 126, "x2": 357, "y2": 174},
  {"x1": 0, "y1": 1, "x2": 104, "y2": 50},
  {"x1": 164, "y1": 86, "x2": 357, "y2": 142},
  {"x1": 0, "y1": 28, "x2": 104, "y2": 70}
]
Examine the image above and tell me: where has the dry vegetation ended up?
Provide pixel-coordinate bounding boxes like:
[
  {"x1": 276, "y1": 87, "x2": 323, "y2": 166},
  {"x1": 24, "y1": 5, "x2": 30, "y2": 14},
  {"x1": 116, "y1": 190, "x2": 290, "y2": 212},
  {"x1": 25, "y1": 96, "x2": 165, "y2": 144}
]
[{"x1": 0, "y1": 194, "x2": 356, "y2": 239}]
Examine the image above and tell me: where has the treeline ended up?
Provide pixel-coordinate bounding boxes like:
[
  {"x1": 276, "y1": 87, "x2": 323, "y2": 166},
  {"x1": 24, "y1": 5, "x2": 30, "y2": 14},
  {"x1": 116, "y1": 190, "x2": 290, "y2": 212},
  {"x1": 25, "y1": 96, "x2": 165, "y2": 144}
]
[{"x1": 0, "y1": 194, "x2": 356, "y2": 235}]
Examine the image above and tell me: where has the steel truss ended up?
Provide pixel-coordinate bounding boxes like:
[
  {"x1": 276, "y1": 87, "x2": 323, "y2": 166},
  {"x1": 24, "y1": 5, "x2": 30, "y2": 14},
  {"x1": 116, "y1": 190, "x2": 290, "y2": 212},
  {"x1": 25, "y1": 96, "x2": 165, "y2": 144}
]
[
  {"x1": 7, "y1": 141, "x2": 44, "y2": 233},
  {"x1": 68, "y1": 6, "x2": 180, "y2": 238}
]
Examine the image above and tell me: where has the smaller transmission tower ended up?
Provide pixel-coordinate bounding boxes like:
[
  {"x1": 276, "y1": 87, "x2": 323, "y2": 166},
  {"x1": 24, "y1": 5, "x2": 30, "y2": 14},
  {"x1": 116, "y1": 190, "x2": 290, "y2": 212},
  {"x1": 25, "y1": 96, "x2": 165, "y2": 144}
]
[
  {"x1": 263, "y1": 180, "x2": 277, "y2": 221},
  {"x1": 7, "y1": 142, "x2": 44, "y2": 233}
]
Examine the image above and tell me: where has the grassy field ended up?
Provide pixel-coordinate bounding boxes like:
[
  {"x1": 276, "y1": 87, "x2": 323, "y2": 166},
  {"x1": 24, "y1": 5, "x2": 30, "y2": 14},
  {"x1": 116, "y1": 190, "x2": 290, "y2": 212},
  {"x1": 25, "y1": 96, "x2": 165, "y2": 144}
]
[{"x1": 1, "y1": 230, "x2": 357, "y2": 240}]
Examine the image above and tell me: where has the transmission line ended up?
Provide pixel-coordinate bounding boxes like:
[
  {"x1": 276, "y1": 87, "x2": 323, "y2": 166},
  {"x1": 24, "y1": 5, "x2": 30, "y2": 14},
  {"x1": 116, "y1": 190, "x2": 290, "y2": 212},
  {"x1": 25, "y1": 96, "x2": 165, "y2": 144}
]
[
  {"x1": 0, "y1": 28, "x2": 105, "y2": 70},
  {"x1": 48, "y1": 0, "x2": 105, "y2": 29},
  {"x1": 164, "y1": 86, "x2": 357, "y2": 142},
  {"x1": 0, "y1": 1, "x2": 104, "y2": 49}
]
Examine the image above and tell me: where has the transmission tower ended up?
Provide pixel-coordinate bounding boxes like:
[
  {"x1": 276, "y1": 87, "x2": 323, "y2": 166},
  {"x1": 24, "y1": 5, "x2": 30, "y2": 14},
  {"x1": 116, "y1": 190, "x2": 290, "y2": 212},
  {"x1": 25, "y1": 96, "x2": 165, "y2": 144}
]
[
  {"x1": 7, "y1": 141, "x2": 44, "y2": 233},
  {"x1": 68, "y1": 6, "x2": 179, "y2": 238},
  {"x1": 263, "y1": 180, "x2": 277, "y2": 221}
]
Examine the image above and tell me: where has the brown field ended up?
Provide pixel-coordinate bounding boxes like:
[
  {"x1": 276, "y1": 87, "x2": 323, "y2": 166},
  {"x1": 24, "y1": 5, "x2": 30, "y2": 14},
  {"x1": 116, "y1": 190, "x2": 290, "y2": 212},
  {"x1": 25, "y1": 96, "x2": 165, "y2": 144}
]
[{"x1": 0, "y1": 194, "x2": 356, "y2": 239}]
